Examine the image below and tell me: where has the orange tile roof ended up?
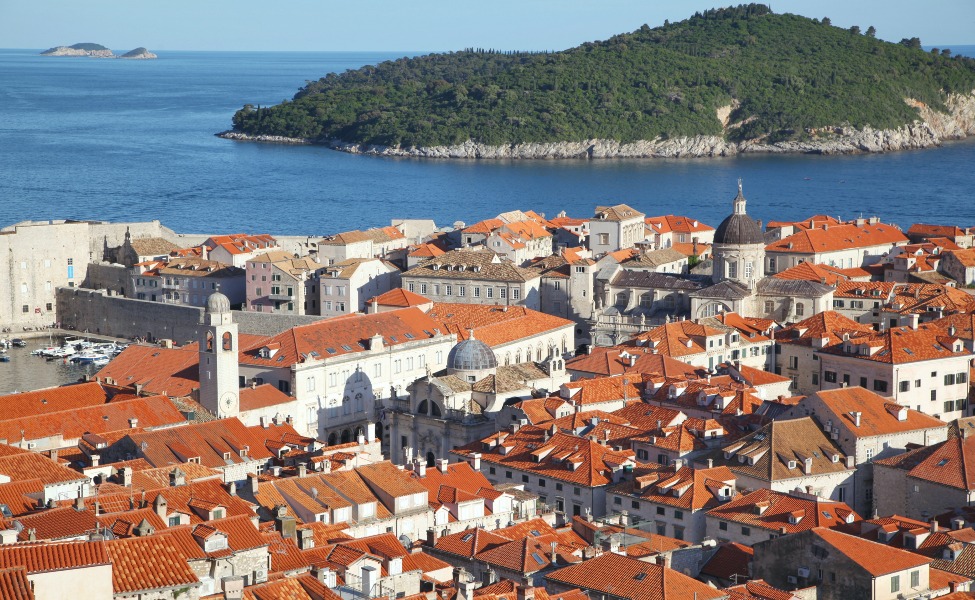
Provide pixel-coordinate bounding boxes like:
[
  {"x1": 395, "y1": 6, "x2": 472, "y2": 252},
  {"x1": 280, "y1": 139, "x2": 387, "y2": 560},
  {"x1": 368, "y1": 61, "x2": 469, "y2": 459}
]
[
  {"x1": 239, "y1": 384, "x2": 293, "y2": 412},
  {"x1": 566, "y1": 346, "x2": 702, "y2": 379},
  {"x1": 708, "y1": 488, "x2": 858, "y2": 535},
  {"x1": 13, "y1": 506, "x2": 99, "y2": 542},
  {"x1": 0, "y1": 566, "x2": 33, "y2": 600},
  {"x1": 356, "y1": 461, "x2": 429, "y2": 499},
  {"x1": 545, "y1": 551, "x2": 724, "y2": 600},
  {"x1": 608, "y1": 464, "x2": 736, "y2": 511},
  {"x1": 0, "y1": 445, "x2": 88, "y2": 488},
  {"x1": 700, "y1": 542, "x2": 753, "y2": 581},
  {"x1": 0, "y1": 395, "x2": 184, "y2": 445},
  {"x1": 810, "y1": 387, "x2": 946, "y2": 437},
  {"x1": 628, "y1": 320, "x2": 725, "y2": 359},
  {"x1": 428, "y1": 303, "x2": 572, "y2": 348},
  {"x1": 95, "y1": 345, "x2": 201, "y2": 397},
  {"x1": 455, "y1": 426, "x2": 634, "y2": 488},
  {"x1": 240, "y1": 307, "x2": 444, "y2": 366},
  {"x1": 776, "y1": 310, "x2": 874, "y2": 349},
  {"x1": 408, "y1": 243, "x2": 447, "y2": 259},
  {"x1": 645, "y1": 215, "x2": 715, "y2": 235},
  {"x1": 908, "y1": 224, "x2": 972, "y2": 239},
  {"x1": 561, "y1": 375, "x2": 643, "y2": 406},
  {"x1": 773, "y1": 261, "x2": 852, "y2": 285},
  {"x1": 130, "y1": 462, "x2": 222, "y2": 490},
  {"x1": 811, "y1": 527, "x2": 930, "y2": 576},
  {"x1": 463, "y1": 219, "x2": 505, "y2": 235},
  {"x1": 367, "y1": 287, "x2": 433, "y2": 308},
  {"x1": 0, "y1": 382, "x2": 111, "y2": 420},
  {"x1": 0, "y1": 479, "x2": 45, "y2": 517},
  {"x1": 766, "y1": 222, "x2": 907, "y2": 254},
  {"x1": 820, "y1": 321, "x2": 971, "y2": 364},
  {"x1": 874, "y1": 436, "x2": 975, "y2": 491},
  {"x1": 105, "y1": 534, "x2": 200, "y2": 594},
  {"x1": 723, "y1": 579, "x2": 797, "y2": 600},
  {"x1": 124, "y1": 418, "x2": 274, "y2": 470},
  {"x1": 0, "y1": 540, "x2": 110, "y2": 574}
]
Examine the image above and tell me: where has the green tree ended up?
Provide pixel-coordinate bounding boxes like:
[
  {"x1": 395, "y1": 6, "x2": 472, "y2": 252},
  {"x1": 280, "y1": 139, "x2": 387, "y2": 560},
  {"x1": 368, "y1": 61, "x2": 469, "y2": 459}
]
[{"x1": 866, "y1": 26, "x2": 876, "y2": 38}]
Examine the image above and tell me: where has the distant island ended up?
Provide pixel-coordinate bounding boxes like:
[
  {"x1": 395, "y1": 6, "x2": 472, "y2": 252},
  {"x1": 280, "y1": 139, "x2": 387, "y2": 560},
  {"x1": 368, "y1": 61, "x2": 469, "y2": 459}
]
[
  {"x1": 41, "y1": 43, "x2": 157, "y2": 59},
  {"x1": 223, "y1": 4, "x2": 975, "y2": 159}
]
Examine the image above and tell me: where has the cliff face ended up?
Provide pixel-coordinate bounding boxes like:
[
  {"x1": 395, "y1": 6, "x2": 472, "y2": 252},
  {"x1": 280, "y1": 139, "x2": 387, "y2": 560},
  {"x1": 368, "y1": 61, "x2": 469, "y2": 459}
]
[{"x1": 292, "y1": 91, "x2": 975, "y2": 159}]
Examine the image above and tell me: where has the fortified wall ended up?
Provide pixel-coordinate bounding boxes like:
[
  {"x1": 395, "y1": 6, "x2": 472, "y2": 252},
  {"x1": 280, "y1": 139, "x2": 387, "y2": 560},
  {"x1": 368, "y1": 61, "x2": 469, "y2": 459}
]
[{"x1": 57, "y1": 288, "x2": 326, "y2": 343}]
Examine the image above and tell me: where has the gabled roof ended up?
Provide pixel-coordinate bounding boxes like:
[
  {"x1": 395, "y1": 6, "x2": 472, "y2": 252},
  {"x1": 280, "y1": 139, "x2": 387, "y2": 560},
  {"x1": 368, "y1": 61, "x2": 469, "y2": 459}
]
[
  {"x1": 124, "y1": 418, "x2": 273, "y2": 469},
  {"x1": 240, "y1": 307, "x2": 446, "y2": 366},
  {"x1": 565, "y1": 346, "x2": 702, "y2": 379},
  {"x1": 367, "y1": 288, "x2": 433, "y2": 308},
  {"x1": 819, "y1": 321, "x2": 971, "y2": 365},
  {"x1": 773, "y1": 261, "x2": 854, "y2": 285},
  {"x1": 0, "y1": 445, "x2": 89, "y2": 488},
  {"x1": 766, "y1": 222, "x2": 907, "y2": 254},
  {"x1": 545, "y1": 552, "x2": 724, "y2": 600},
  {"x1": 627, "y1": 320, "x2": 725, "y2": 359},
  {"x1": 810, "y1": 527, "x2": 930, "y2": 576},
  {"x1": 608, "y1": 464, "x2": 736, "y2": 511},
  {"x1": 104, "y1": 535, "x2": 200, "y2": 594},
  {"x1": 0, "y1": 382, "x2": 111, "y2": 421},
  {"x1": 874, "y1": 436, "x2": 975, "y2": 491},
  {"x1": 645, "y1": 215, "x2": 715, "y2": 235},
  {"x1": 0, "y1": 540, "x2": 110, "y2": 574},
  {"x1": 809, "y1": 387, "x2": 946, "y2": 437},
  {"x1": 592, "y1": 204, "x2": 645, "y2": 222},
  {"x1": 709, "y1": 417, "x2": 851, "y2": 482},
  {"x1": 428, "y1": 303, "x2": 572, "y2": 348},
  {"x1": 700, "y1": 542, "x2": 753, "y2": 582},
  {"x1": 239, "y1": 384, "x2": 293, "y2": 412},
  {"x1": 707, "y1": 488, "x2": 858, "y2": 535},
  {"x1": 95, "y1": 344, "x2": 207, "y2": 397},
  {"x1": 775, "y1": 310, "x2": 873, "y2": 349}
]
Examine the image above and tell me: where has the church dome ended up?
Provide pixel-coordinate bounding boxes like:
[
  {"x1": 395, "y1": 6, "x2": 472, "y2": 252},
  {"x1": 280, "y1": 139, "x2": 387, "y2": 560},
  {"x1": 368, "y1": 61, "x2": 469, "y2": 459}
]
[
  {"x1": 205, "y1": 292, "x2": 231, "y2": 314},
  {"x1": 714, "y1": 183, "x2": 764, "y2": 246},
  {"x1": 448, "y1": 336, "x2": 497, "y2": 372}
]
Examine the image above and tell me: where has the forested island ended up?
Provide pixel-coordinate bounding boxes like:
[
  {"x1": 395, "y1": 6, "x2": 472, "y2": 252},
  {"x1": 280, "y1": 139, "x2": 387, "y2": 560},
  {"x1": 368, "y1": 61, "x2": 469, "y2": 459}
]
[
  {"x1": 224, "y1": 4, "x2": 975, "y2": 159},
  {"x1": 41, "y1": 43, "x2": 156, "y2": 59}
]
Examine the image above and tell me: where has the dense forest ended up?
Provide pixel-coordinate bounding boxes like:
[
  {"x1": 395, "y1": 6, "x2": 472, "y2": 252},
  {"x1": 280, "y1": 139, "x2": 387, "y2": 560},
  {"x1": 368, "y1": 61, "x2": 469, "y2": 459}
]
[{"x1": 230, "y1": 5, "x2": 975, "y2": 148}]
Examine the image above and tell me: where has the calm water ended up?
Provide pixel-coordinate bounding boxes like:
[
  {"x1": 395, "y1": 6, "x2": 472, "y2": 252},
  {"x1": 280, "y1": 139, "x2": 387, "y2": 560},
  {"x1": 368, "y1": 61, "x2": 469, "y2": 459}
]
[
  {"x1": 2, "y1": 47, "x2": 975, "y2": 235},
  {"x1": 0, "y1": 337, "x2": 103, "y2": 395}
]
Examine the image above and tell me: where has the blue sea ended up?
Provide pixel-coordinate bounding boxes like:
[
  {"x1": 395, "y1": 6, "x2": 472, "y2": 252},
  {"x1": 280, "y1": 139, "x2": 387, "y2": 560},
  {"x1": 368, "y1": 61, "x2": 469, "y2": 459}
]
[{"x1": 2, "y1": 46, "x2": 975, "y2": 235}]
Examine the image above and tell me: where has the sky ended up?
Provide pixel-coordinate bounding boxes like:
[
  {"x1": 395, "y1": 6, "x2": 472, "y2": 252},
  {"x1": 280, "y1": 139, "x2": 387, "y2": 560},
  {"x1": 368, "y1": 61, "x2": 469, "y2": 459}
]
[{"x1": 4, "y1": 1, "x2": 973, "y2": 52}]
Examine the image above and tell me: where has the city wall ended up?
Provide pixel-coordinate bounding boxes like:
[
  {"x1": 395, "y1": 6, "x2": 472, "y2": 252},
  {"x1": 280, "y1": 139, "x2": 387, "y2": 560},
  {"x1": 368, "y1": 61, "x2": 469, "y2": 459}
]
[{"x1": 57, "y1": 288, "x2": 326, "y2": 343}]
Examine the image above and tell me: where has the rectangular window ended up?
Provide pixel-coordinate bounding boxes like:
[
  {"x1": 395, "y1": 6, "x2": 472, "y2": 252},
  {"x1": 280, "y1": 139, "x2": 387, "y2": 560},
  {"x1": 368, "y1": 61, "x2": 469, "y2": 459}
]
[
  {"x1": 873, "y1": 380, "x2": 888, "y2": 393},
  {"x1": 656, "y1": 506, "x2": 665, "y2": 516},
  {"x1": 489, "y1": 467, "x2": 496, "y2": 475},
  {"x1": 458, "y1": 286, "x2": 466, "y2": 297},
  {"x1": 374, "y1": 364, "x2": 381, "y2": 377},
  {"x1": 512, "y1": 289, "x2": 520, "y2": 300},
  {"x1": 824, "y1": 371, "x2": 837, "y2": 383},
  {"x1": 505, "y1": 471, "x2": 512, "y2": 479},
  {"x1": 539, "y1": 478, "x2": 546, "y2": 487},
  {"x1": 719, "y1": 521, "x2": 728, "y2": 531},
  {"x1": 521, "y1": 474, "x2": 529, "y2": 483},
  {"x1": 899, "y1": 381, "x2": 910, "y2": 393},
  {"x1": 946, "y1": 400, "x2": 956, "y2": 414},
  {"x1": 910, "y1": 570, "x2": 919, "y2": 588},
  {"x1": 306, "y1": 377, "x2": 315, "y2": 391},
  {"x1": 945, "y1": 373, "x2": 957, "y2": 386},
  {"x1": 486, "y1": 287, "x2": 493, "y2": 298},
  {"x1": 445, "y1": 285, "x2": 452, "y2": 296},
  {"x1": 932, "y1": 389, "x2": 938, "y2": 401},
  {"x1": 614, "y1": 497, "x2": 622, "y2": 506},
  {"x1": 890, "y1": 575, "x2": 900, "y2": 593},
  {"x1": 473, "y1": 287, "x2": 480, "y2": 298},
  {"x1": 408, "y1": 283, "x2": 415, "y2": 292},
  {"x1": 674, "y1": 510, "x2": 684, "y2": 520},
  {"x1": 631, "y1": 500, "x2": 639, "y2": 509},
  {"x1": 420, "y1": 283, "x2": 427, "y2": 294},
  {"x1": 499, "y1": 288, "x2": 507, "y2": 299},
  {"x1": 741, "y1": 526, "x2": 751, "y2": 536}
]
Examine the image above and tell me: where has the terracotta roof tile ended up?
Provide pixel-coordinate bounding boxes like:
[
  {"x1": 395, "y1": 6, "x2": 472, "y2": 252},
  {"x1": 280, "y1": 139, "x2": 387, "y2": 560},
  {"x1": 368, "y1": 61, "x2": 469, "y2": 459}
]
[
  {"x1": 766, "y1": 222, "x2": 908, "y2": 254},
  {"x1": 810, "y1": 387, "x2": 946, "y2": 437},
  {"x1": 874, "y1": 436, "x2": 975, "y2": 491},
  {"x1": 105, "y1": 534, "x2": 200, "y2": 593},
  {"x1": 811, "y1": 527, "x2": 930, "y2": 576},
  {"x1": 0, "y1": 540, "x2": 110, "y2": 574},
  {"x1": 545, "y1": 552, "x2": 724, "y2": 600},
  {"x1": 0, "y1": 566, "x2": 33, "y2": 600},
  {"x1": 708, "y1": 488, "x2": 858, "y2": 535},
  {"x1": 700, "y1": 542, "x2": 754, "y2": 581},
  {"x1": 0, "y1": 382, "x2": 111, "y2": 420},
  {"x1": 429, "y1": 303, "x2": 571, "y2": 348}
]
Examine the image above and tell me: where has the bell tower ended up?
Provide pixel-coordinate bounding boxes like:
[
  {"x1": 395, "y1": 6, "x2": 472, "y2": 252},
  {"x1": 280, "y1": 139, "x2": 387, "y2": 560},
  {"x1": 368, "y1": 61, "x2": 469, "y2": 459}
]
[{"x1": 199, "y1": 292, "x2": 240, "y2": 419}]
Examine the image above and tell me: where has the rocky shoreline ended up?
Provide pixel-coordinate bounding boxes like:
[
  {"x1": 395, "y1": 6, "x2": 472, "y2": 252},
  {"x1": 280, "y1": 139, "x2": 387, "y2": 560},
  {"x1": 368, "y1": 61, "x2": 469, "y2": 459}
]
[{"x1": 218, "y1": 92, "x2": 975, "y2": 159}]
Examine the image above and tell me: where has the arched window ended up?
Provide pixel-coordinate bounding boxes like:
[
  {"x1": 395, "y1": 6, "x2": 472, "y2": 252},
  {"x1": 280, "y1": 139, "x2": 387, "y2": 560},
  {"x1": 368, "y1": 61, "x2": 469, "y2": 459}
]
[
  {"x1": 515, "y1": 350, "x2": 521, "y2": 364},
  {"x1": 418, "y1": 400, "x2": 429, "y2": 415},
  {"x1": 205, "y1": 331, "x2": 214, "y2": 352},
  {"x1": 431, "y1": 402, "x2": 442, "y2": 417},
  {"x1": 728, "y1": 262, "x2": 738, "y2": 279},
  {"x1": 796, "y1": 302, "x2": 805, "y2": 316},
  {"x1": 327, "y1": 433, "x2": 337, "y2": 446},
  {"x1": 615, "y1": 292, "x2": 628, "y2": 307},
  {"x1": 640, "y1": 293, "x2": 654, "y2": 309},
  {"x1": 536, "y1": 345, "x2": 543, "y2": 361},
  {"x1": 341, "y1": 430, "x2": 351, "y2": 444},
  {"x1": 426, "y1": 451, "x2": 436, "y2": 467},
  {"x1": 222, "y1": 331, "x2": 232, "y2": 351}
]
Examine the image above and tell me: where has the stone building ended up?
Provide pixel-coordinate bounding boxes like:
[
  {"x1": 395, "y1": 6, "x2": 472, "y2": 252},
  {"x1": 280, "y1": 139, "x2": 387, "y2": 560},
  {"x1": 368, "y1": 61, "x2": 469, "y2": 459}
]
[
  {"x1": 245, "y1": 250, "x2": 322, "y2": 315},
  {"x1": 318, "y1": 257, "x2": 401, "y2": 317},
  {"x1": 588, "y1": 204, "x2": 646, "y2": 256}
]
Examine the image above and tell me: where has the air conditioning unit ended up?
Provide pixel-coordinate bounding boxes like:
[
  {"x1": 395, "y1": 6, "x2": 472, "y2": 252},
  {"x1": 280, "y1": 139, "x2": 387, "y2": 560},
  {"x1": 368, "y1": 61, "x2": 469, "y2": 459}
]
[
  {"x1": 26, "y1": 442, "x2": 36, "y2": 449},
  {"x1": 787, "y1": 576, "x2": 798, "y2": 584},
  {"x1": 831, "y1": 432, "x2": 839, "y2": 440},
  {"x1": 797, "y1": 567, "x2": 810, "y2": 578},
  {"x1": 254, "y1": 569, "x2": 268, "y2": 583}
]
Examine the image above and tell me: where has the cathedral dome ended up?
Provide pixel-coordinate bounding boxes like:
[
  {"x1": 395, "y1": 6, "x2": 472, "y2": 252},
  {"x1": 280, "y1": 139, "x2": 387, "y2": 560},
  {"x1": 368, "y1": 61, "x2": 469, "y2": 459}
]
[
  {"x1": 714, "y1": 183, "x2": 764, "y2": 246},
  {"x1": 205, "y1": 292, "x2": 231, "y2": 314},
  {"x1": 448, "y1": 336, "x2": 498, "y2": 372}
]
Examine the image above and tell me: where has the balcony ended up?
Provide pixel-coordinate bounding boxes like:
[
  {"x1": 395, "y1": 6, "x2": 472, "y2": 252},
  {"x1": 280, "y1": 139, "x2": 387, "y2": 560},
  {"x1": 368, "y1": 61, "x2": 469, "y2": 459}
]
[{"x1": 268, "y1": 293, "x2": 294, "y2": 301}]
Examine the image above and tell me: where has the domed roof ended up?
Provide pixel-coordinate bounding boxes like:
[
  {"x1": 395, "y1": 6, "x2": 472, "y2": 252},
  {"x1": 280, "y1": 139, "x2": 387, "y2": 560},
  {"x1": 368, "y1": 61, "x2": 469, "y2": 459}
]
[
  {"x1": 448, "y1": 335, "x2": 497, "y2": 372},
  {"x1": 714, "y1": 182, "x2": 764, "y2": 246},
  {"x1": 205, "y1": 292, "x2": 231, "y2": 314}
]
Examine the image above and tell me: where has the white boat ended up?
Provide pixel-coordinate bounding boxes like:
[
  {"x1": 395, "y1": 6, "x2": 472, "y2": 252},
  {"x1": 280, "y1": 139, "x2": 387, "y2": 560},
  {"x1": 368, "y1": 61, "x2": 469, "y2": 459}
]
[{"x1": 72, "y1": 351, "x2": 109, "y2": 364}]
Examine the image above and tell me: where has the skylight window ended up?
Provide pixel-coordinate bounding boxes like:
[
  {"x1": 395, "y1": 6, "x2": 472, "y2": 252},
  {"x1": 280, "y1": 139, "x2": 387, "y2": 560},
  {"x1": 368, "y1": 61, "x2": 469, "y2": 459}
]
[
  {"x1": 903, "y1": 349, "x2": 913, "y2": 355},
  {"x1": 531, "y1": 553, "x2": 545, "y2": 565},
  {"x1": 822, "y1": 511, "x2": 832, "y2": 518},
  {"x1": 405, "y1": 333, "x2": 415, "y2": 339},
  {"x1": 530, "y1": 530, "x2": 541, "y2": 537},
  {"x1": 634, "y1": 573, "x2": 647, "y2": 581},
  {"x1": 937, "y1": 458, "x2": 950, "y2": 467},
  {"x1": 341, "y1": 345, "x2": 353, "y2": 351},
  {"x1": 326, "y1": 348, "x2": 336, "y2": 354},
  {"x1": 461, "y1": 533, "x2": 474, "y2": 542}
]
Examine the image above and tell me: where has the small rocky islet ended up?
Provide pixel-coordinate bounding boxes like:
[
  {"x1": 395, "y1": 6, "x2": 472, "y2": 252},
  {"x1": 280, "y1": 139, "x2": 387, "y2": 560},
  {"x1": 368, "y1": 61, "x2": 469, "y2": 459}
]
[{"x1": 40, "y1": 43, "x2": 157, "y2": 59}]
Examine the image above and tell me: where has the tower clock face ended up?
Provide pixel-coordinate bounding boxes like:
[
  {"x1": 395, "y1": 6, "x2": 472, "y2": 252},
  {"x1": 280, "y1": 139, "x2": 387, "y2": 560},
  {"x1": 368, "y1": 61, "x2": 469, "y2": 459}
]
[{"x1": 221, "y1": 392, "x2": 238, "y2": 412}]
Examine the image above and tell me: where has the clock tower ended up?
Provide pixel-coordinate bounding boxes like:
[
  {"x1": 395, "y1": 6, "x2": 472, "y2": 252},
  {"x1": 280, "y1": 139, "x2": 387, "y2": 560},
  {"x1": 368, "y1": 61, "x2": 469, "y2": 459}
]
[{"x1": 199, "y1": 292, "x2": 240, "y2": 419}]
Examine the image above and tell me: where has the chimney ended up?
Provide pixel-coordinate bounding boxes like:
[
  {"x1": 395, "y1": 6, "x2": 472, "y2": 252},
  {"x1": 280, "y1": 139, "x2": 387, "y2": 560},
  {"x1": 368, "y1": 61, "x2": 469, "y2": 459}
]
[
  {"x1": 470, "y1": 452, "x2": 482, "y2": 470},
  {"x1": 366, "y1": 422, "x2": 376, "y2": 443},
  {"x1": 298, "y1": 527, "x2": 315, "y2": 550},
  {"x1": 120, "y1": 466, "x2": 133, "y2": 487},
  {"x1": 550, "y1": 541, "x2": 558, "y2": 566},
  {"x1": 169, "y1": 468, "x2": 185, "y2": 487},
  {"x1": 803, "y1": 457, "x2": 813, "y2": 475},
  {"x1": 314, "y1": 567, "x2": 337, "y2": 588},
  {"x1": 707, "y1": 458, "x2": 714, "y2": 469},
  {"x1": 454, "y1": 568, "x2": 475, "y2": 600},
  {"x1": 129, "y1": 417, "x2": 138, "y2": 429},
  {"x1": 853, "y1": 412, "x2": 862, "y2": 427},
  {"x1": 0, "y1": 530, "x2": 17, "y2": 545},
  {"x1": 482, "y1": 567, "x2": 497, "y2": 586},
  {"x1": 50, "y1": 449, "x2": 58, "y2": 462},
  {"x1": 227, "y1": 481, "x2": 237, "y2": 496},
  {"x1": 74, "y1": 495, "x2": 85, "y2": 511},
  {"x1": 656, "y1": 554, "x2": 671, "y2": 569},
  {"x1": 931, "y1": 520, "x2": 939, "y2": 534},
  {"x1": 275, "y1": 505, "x2": 297, "y2": 539},
  {"x1": 298, "y1": 462, "x2": 307, "y2": 478},
  {"x1": 222, "y1": 576, "x2": 244, "y2": 600},
  {"x1": 426, "y1": 527, "x2": 439, "y2": 546},
  {"x1": 437, "y1": 458, "x2": 449, "y2": 474},
  {"x1": 153, "y1": 494, "x2": 168, "y2": 520},
  {"x1": 517, "y1": 586, "x2": 535, "y2": 600}
]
